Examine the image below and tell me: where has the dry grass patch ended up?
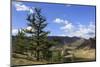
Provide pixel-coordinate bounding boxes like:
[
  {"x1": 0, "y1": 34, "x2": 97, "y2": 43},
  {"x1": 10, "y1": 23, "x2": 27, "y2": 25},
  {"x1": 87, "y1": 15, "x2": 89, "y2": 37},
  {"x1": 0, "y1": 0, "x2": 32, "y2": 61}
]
[{"x1": 74, "y1": 49, "x2": 95, "y2": 61}]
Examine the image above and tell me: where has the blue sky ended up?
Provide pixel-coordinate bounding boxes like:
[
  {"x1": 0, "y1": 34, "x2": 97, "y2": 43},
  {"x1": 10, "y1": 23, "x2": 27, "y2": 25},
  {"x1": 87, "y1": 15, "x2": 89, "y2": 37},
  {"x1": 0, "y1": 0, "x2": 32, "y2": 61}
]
[{"x1": 12, "y1": 1, "x2": 96, "y2": 39}]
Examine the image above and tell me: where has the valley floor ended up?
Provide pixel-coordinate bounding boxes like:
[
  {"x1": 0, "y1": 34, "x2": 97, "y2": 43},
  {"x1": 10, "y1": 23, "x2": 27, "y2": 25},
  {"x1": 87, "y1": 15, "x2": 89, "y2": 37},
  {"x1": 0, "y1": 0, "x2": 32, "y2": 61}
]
[{"x1": 11, "y1": 49, "x2": 96, "y2": 66}]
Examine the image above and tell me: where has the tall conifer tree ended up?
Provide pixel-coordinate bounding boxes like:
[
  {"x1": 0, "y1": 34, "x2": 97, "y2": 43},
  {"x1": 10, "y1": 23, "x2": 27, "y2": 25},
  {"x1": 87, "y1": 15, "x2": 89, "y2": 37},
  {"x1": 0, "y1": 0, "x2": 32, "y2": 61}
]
[{"x1": 26, "y1": 8, "x2": 51, "y2": 61}]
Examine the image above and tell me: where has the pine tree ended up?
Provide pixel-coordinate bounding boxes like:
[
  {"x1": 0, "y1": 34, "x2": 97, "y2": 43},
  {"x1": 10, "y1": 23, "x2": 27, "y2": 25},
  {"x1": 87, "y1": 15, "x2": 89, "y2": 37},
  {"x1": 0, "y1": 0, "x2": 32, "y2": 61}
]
[
  {"x1": 25, "y1": 8, "x2": 51, "y2": 61},
  {"x1": 14, "y1": 29, "x2": 26, "y2": 54}
]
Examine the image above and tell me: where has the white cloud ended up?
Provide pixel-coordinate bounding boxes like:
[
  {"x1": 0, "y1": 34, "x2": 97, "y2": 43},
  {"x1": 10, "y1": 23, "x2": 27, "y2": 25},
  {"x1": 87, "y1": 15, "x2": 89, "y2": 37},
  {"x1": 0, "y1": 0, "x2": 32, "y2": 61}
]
[
  {"x1": 53, "y1": 18, "x2": 95, "y2": 39},
  {"x1": 13, "y1": 2, "x2": 34, "y2": 13},
  {"x1": 53, "y1": 18, "x2": 64, "y2": 24},
  {"x1": 61, "y1": 23, "x2": 74, "y2": 32},
  {"x1": 26, "y1": 26, "x2": 32, "y2": 30},
  {"x1": 12, "y1": 29, "x2": 18, "y2": 35},
  {"x1": 67, "y1": 22, "x2": 95, "y2": 39},
  {"x1": 54, "y1": 18, "x2": 74, "y2": 32},
  {"x1": 12, "y1": 26, "x2": 35, "y2": 36},
  {"x1": 26, "y1": 26, "x2": 35, "y2": 32},
  {"x1": 60, "y1": 34, "x2": 66, "y2": 36},
  {"x1": 54, "y1": 18, "x2": 69, "y2": 25}
]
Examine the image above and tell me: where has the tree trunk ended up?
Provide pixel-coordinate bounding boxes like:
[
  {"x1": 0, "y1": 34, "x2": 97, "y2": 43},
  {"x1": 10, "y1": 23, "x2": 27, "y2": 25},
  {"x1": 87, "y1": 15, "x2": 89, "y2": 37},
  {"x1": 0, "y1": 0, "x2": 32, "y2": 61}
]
[{"x1": 36, "y1": 50, "x2": 40, "y2": 61}]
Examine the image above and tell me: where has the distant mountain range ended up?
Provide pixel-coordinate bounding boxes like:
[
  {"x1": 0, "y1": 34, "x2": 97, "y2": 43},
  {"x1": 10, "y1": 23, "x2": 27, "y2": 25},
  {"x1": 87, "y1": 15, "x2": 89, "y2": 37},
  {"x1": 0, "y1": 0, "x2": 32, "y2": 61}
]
[
  {"x1": 12, "y1": 36, "x2": 96, "y2": 49},
  {"x1": 48, "y1": 36, "x2": 95, "y2": 49},
  {"x1": 48, "y1": 36, "x2": 81, "y2": 44},
  {"x1": 77, "y1": 37, "x2": 96, "y2": 49}
]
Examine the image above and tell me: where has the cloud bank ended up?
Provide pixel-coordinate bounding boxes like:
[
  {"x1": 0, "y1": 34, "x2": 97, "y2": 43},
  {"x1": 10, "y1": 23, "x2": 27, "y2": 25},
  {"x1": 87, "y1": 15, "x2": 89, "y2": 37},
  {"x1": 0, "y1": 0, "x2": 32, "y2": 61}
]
[
  {"x1": 54, "y1": 18, "x2": 95, "y2": 39},
  {"x1": 12, "y1": 26, "x2": 35, "y2": 36},
  {"x1": 12, "y1": 2, "x2": 34, "y2": 13}
]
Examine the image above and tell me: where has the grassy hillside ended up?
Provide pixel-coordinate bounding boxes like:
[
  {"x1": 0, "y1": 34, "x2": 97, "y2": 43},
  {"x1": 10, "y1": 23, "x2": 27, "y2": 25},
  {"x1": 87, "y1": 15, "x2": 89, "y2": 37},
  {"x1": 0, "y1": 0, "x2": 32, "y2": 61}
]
[{"x1": 11, "y1": 36, "x2": 96, "y2": 66}]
